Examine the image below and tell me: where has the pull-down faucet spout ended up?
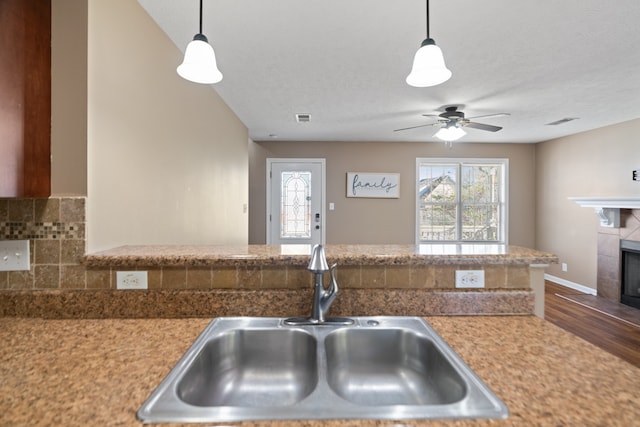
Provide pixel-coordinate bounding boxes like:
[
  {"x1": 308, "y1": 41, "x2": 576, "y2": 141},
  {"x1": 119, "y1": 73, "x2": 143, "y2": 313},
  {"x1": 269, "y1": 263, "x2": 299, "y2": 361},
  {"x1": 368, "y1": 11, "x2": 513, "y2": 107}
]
[
  {"x1": 284, "y1": 244, "x2": 353, "y2": 326},
  {"x1": 308, "y1": 245, "x2": 338, "y2": 322}
]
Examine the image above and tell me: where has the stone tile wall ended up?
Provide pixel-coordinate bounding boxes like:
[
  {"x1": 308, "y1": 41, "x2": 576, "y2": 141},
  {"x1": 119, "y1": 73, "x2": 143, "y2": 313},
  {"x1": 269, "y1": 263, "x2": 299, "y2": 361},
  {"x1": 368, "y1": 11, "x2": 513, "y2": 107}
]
[
  {"x1": 1, "y1": 197, "x2": 532, "y2": 291},
  {"x1": 597, "y1": 209, "x2": 640, "y2": 301},
  {"x1": 85, "y1": 263, "x2": 532, "y2": 290},
  {"x1": 0, "y1": 198, "x2": 87, "y2": 290}
]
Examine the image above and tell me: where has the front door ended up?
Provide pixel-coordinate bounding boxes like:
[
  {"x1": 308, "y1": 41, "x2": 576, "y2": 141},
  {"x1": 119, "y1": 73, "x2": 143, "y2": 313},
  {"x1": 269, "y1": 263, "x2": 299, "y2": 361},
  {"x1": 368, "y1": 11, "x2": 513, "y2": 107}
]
[{"x1": 267, "y1": 159, "x2": 325, "y2": 245}]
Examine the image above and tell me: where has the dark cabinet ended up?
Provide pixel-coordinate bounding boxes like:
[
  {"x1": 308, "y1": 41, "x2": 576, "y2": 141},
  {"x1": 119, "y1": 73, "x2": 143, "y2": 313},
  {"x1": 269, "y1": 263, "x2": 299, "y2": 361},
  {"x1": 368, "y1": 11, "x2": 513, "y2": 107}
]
[{"x1": 0, "y1": 0, "x2": 51, "y2": 197}]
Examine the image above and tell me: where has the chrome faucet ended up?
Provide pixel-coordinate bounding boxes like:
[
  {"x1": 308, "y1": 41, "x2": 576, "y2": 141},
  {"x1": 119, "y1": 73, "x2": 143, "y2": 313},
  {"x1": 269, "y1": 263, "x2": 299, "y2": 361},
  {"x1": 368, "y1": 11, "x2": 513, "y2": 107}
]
[
  {"x1": 308, "y1": 244, "x2": 338, "y2": 323},
  {"x1": 284, "y1": 244, "x2": 353, "y2": 326}
]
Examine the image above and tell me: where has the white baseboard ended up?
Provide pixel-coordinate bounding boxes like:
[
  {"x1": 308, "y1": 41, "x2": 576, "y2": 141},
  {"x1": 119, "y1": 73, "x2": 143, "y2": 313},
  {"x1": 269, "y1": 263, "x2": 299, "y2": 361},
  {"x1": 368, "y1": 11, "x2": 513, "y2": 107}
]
[{"x1": 545, "y1": 274, "x2": 597, "y2": 295}]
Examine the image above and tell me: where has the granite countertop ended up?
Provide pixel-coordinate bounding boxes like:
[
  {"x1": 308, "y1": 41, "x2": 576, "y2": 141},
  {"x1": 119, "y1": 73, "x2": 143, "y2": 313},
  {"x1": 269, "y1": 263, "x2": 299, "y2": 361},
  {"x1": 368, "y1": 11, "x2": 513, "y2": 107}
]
[
  {"x1": 1, "y1": 315, "x2": 637, "y2": 426},
  {"x1": 83, "y1": 244, "x2": 558, "y2": 267}
]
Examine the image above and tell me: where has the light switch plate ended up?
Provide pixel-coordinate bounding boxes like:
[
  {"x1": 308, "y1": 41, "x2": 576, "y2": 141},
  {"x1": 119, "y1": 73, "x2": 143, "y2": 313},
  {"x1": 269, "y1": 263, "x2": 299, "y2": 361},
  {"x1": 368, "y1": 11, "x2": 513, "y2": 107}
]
[
  {"x1": 455, "y1": 270, "x2": 485, "y2": 288},
  {"x1": 0, "y1": 240, "x2": 30, "y2": 271},
  {"x1": 116, "y1": 271, "x2": 148, "y2": 290}
]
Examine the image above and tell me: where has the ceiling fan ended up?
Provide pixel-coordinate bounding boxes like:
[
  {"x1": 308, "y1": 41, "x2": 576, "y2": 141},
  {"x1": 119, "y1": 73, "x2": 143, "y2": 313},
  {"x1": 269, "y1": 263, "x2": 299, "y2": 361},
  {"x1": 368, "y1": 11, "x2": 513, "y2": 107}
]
[{"x1": 394, "y1": 106, "x2": 510, "y2": 139}]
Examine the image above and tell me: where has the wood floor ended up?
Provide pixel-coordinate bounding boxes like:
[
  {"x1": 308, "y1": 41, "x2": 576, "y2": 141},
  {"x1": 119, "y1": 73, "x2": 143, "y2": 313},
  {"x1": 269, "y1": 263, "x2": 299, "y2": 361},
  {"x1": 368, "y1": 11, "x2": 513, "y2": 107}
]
[{"x1": 545, "y1": 281, "x2": 640, "y2": 368}]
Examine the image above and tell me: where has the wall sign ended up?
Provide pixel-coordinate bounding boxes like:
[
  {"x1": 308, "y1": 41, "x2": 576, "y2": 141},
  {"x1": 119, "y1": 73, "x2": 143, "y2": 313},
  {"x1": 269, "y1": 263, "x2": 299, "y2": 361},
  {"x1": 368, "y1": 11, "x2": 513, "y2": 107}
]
[{"x1": 346, "y1": 172, "x2": 400, "y2": 198}]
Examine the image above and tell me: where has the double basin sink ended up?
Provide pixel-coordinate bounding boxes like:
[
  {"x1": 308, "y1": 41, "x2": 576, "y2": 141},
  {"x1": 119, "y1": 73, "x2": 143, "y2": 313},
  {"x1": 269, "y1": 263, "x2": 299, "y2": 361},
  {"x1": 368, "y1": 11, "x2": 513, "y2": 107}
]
[{"x1": 137, "y1": 316, "x2": 508, "y2": 423}]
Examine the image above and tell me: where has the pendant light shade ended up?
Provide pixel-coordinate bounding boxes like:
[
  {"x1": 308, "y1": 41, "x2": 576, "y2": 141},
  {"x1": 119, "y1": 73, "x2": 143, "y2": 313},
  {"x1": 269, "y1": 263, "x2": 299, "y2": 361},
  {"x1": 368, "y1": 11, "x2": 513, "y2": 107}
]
[
  {"x1": 406, "y1": 0, "x2": 451, "y2": 87},
  {"x1": 177, "y1": 0, "x2": 223, "y2": 84},
  {"x1": 434, "y1": 124, "x2": 466, "y2": 141},
  {"x1": 406, "y1": 38, "x2": 451, "y2": 87},
  {"x1": 177, "y1": 34, "x2": 223, "y2": 84}
]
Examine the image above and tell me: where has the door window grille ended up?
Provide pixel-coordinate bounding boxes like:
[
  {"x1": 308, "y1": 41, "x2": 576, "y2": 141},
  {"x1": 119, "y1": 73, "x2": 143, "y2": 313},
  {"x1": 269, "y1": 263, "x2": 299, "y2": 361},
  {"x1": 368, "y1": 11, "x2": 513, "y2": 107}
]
[{"x1": 281, "y1": 171, "x2": 312, "y2": 238}]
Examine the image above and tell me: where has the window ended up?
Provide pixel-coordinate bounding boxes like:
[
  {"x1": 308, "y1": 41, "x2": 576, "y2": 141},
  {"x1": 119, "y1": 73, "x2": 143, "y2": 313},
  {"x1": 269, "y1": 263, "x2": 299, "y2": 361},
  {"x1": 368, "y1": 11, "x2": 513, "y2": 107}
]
[{"x1": 416, "y1": 158, "x2": 508, "y2": 244}]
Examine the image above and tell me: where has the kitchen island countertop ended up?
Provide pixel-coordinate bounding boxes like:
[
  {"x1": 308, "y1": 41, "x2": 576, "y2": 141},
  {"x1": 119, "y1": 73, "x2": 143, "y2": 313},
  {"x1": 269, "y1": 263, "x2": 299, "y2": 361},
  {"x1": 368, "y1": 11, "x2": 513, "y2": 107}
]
[
  {"x1": 1, "y1": 315, "x2": 637, "y2": 427},
  {"x1": 83, "y1": 244, "x2": 558, "y2": 267}
]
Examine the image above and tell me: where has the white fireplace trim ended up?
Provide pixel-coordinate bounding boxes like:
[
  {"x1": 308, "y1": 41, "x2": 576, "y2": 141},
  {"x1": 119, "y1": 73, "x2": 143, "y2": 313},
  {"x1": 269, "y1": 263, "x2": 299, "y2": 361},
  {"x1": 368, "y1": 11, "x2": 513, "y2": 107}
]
[{"x1": 569, "y1": 197, "x2": 640, "y2": 228}]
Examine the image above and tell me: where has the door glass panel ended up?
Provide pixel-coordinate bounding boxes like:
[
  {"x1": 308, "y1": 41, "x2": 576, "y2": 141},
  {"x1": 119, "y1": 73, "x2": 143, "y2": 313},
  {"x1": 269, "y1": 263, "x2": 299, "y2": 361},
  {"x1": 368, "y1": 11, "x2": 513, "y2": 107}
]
[{"x1": 280, "y1": 171, "x2": 311, "y2": 239}]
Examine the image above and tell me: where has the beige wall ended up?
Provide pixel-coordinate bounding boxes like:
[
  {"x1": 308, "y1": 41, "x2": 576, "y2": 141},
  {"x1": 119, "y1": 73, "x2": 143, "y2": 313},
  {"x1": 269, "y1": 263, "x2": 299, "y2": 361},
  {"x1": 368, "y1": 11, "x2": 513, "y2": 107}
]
[
  {"x1": 51, "y1": 0, "x2": 88, "y2": 196},
  {"x1": 250, "y1": 141, "x2": 536, "y2": 246},
  {"x1": 535, "y1": 118, "x2": 640, "y2": 290},
  {"x1": 87, "y1": 0, "x2": 248, "y2": 252}
]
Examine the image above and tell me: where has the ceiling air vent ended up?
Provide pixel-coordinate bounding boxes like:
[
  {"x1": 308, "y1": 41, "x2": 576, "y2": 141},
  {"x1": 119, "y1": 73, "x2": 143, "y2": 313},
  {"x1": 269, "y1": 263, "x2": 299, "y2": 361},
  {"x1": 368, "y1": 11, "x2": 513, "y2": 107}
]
[
  {"x1": 545, "y1": 117, "x2": 579, "y2": 126},
  {"x1": 295, "y1": 113, "x2": 311, "y2": 123}
]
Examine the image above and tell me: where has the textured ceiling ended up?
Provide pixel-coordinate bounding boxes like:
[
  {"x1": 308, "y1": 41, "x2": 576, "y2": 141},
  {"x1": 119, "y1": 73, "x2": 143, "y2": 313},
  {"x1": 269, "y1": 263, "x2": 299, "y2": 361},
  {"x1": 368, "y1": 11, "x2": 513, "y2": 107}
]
[{"x1": 138, "y1": 0, "x2": 640, "y2": 143}]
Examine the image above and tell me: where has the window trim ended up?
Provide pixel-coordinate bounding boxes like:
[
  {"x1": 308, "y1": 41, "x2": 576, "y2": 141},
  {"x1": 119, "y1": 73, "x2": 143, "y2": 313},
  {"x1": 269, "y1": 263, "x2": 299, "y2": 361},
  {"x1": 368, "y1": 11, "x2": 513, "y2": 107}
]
[{"x1": 415, "y1": 158, "x2": 509, "y2": 244}]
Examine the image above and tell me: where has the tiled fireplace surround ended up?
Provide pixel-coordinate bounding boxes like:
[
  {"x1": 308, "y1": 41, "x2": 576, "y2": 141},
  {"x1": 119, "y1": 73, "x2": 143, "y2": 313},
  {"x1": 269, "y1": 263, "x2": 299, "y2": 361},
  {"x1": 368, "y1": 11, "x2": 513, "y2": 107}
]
[{"x1": 597, "y1": 209, "x2": 640, "y2": 301}]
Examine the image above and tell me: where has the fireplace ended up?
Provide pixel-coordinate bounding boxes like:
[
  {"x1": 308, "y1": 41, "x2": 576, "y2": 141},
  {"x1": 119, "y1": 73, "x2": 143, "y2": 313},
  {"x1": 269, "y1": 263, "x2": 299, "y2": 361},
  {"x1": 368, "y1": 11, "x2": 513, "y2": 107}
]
[
  {"x1": 569, "y1": 201, "x2": 640, "y2": 304},
  {"x1": 621, "y1": 240, "x2": 640, "y2": 309}
]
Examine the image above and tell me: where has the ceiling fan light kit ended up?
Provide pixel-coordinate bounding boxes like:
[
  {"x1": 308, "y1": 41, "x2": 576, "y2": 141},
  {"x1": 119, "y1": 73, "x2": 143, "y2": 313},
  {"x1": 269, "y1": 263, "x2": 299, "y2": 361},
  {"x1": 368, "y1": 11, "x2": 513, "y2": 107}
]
[
  {"x1": 406, "y1": 0, "x2": 451, "y2": 87},
  {"x1": 434, "y1": 125, "x2": 466, "y2": 142},
  {"x1": 177, "y1": 0, "x2": 223, "y2": 84},
  {"x1": 394, "y1": 106, "x2": 509, "y2": 144}
]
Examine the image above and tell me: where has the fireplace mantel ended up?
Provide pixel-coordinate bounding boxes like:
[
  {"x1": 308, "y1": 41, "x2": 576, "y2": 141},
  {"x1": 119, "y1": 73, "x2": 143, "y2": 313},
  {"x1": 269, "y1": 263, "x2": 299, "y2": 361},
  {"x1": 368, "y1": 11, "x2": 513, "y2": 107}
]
[{"x1": 569, "y1": 197, "x2": 640, "y2": 227}]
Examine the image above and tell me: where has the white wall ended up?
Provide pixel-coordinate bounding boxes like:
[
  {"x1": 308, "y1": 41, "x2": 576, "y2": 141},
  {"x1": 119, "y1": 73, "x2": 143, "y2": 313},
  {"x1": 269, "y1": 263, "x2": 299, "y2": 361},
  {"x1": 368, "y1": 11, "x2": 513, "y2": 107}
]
[{"x1": 87, "y1": 0, "x2": 248, "y2": 252}]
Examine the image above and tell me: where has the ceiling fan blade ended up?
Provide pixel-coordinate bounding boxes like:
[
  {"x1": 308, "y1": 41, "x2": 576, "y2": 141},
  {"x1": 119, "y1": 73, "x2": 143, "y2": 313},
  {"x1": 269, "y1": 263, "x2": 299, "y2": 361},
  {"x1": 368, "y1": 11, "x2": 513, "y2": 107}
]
[
  {"x1": 421, "y1": 114, "x2": 440, "y2": 118},
  {"x1": 464, "y1": 121, "x2": 503, "y2": 132},
  {"x1": 466, "y1": 112, "x2": 510, "y2": 120},
  {"x1": 393, "y1": 123, "x2": 439, "y2": 132}
]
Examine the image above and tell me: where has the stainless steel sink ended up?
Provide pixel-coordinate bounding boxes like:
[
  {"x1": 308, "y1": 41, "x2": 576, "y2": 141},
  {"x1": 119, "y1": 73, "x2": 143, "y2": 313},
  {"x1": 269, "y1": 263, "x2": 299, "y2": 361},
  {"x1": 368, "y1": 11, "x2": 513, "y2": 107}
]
[
  {"x1": 137, "y1": 317, "x2": 508, "y2": 423},
  {"x1": 325, "y1": 328, "x2": 466, "y2": 406},
  {"x1": 177, "y1": 329, "x2": 318, "y2": 407}
]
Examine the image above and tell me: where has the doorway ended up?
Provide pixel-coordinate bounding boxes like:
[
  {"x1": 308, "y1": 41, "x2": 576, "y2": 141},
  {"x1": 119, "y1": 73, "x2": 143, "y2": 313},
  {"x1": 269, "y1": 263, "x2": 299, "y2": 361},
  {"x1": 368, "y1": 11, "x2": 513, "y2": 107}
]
[{"x1": 266, "y1": 159, "x2": 326, "y2": 245}]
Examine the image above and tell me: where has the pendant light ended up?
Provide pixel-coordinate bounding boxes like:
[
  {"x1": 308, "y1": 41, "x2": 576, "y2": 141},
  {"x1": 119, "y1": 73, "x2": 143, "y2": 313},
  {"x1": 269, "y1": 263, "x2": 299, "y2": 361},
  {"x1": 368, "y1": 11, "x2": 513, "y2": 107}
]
[
  {"x1": 406, "y1": 0, "x2": 451, "y2": 87},
  {"x1": 177, "y1": 0, "x2": 223, "y2": 84}
]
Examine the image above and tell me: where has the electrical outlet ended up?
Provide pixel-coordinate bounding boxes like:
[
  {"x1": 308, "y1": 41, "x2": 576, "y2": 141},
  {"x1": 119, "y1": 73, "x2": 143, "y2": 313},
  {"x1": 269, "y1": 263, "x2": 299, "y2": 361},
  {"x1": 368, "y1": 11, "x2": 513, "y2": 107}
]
[
  {"x1": 116, "y1": 271, "x2": 148, "y2": 290},
  {"x1": 455, "y1": 270, "x2": 485, "y2": 288},
  {"x1": 0, "y1": 240, "x2": 30, "y2": 271},
  {"x1": 562, "y1": 263, "x2": 568, "y2": 272}
]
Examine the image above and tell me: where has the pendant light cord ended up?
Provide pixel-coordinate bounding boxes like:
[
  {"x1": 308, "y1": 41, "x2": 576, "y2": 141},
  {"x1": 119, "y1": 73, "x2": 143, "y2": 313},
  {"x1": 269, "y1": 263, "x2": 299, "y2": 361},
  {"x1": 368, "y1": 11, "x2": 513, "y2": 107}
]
[
  {"x1": 426, "y1": 0, "x2": 430, "y2": 39},
  {"x1": 198, "y1": 0, "x2": 203, "y2": 35}
]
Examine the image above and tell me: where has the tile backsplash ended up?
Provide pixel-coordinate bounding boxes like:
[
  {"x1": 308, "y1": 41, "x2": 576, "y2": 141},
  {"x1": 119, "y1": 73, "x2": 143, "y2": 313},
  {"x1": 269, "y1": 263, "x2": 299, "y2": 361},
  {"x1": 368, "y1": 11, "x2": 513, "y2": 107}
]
[
  {"x1": 0, "y1": 197, "x2": 87, "y2": 290},
  {"x1": 1, "y1": 197, "x2": 534, "y2": 292}
]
